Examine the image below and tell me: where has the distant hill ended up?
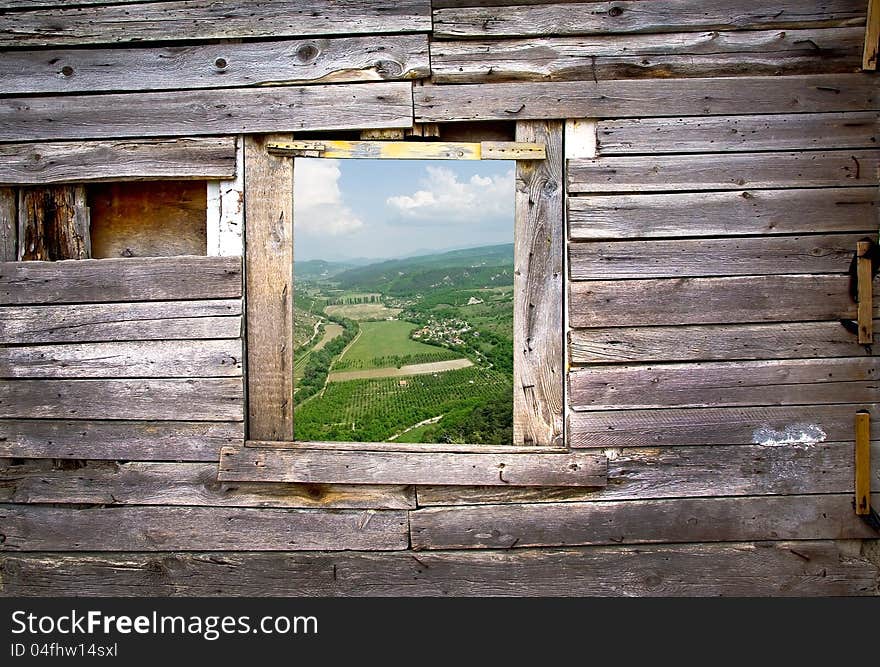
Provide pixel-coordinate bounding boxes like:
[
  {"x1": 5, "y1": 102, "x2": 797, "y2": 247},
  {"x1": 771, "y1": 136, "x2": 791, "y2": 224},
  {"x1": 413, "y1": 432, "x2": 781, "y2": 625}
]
[{"x1": 294, "y1": 259, "x2": 358, "y2": 280}]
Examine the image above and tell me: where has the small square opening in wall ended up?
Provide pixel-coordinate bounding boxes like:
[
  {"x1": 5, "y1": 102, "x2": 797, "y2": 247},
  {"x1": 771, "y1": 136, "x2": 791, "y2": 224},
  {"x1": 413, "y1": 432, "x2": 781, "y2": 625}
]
[{"x1": 292, "y1": 157, "x2": 515, "y2": 446}]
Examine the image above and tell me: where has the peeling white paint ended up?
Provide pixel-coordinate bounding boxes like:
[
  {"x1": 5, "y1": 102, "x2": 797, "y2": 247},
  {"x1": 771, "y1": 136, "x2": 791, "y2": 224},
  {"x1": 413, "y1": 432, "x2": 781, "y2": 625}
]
[
  {"x1": 603, "y1": 447, "x2": 622, "y2": 461},
  {"x1": 751, "y1": 423, "x2": 826, "y2": 448},
  {"x1": 207, "y1": 135, "x2": 245, "y2": 257}
]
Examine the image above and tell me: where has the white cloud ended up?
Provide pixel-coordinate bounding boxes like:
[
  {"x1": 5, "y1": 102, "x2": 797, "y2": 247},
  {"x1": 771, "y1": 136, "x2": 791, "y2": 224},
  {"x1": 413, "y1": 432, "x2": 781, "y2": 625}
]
[
  {"x1": 294, "y1": 159, "x2": 363, "y2": 236},
  {"x1": 386, "y1": 166, "x2": 514, "y2": 222}
]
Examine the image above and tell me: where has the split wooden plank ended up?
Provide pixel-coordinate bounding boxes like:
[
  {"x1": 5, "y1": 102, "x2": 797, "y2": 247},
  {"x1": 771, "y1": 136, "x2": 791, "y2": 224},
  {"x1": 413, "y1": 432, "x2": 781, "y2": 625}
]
[
  {"x1": 0, "y1": 255, "x2": 242, "y2": 306},
  {"x1": 0, "y1": 35, "x2": 430, "y2": 96},
  {"x1": 18, "y1": 186, "x2": 90, "y2": 261},
  {"x1": 865, "y1": 0, "x2": 880, "y2": 69},
  {"x1": 569, "y1": 357, "x2": 879, "y2": 411},
  {"x1": 244, "y1": 135, "x2": 293, "y2": 441},
  {"x1": 218, "y1": 446, "x2": 606, "y2": 487},
  {"x1": 409, "y1": 494, "x2": 878, "y2": 550},
  {"x1": 0, "y1": 0, "x2": 432, "y2": 47},
  {"x1": 0, "y1": 419, "x2": 243, "y2": 461},
  {"x1": 0, "y1": 339, "x2": 242, "y2": 379},
  {"x1": 431, "y1": 27, "x2": 864, "y2": 83},
  {"x1": 568, "y1": 403, "x2": 880, "y2": 447},
  {"x1": 569, "y1": 235, "x2": 862, "y2": 280},
  {"x1": 0, "y1": 187, "x2": 14, "y2": 261},
  {"x1": 568, "y1": 150, "x2": 880, "y2": 194},
  {"x1": 569, "y1": 274, "x2": 876, "y2": 328},
  {"x1": 569, "y1": 320, "x2": 879, "y2": 364},
  {"x1": 1, "y1": 540, "x2": 876, "y2": 596},
  {"x1": 0, "y1": 82, "x2": 414, "y2": 143},
  {"x1": 567, "y1": 188, "x2": 880, "y2": 240},
  {"x1": 597, "y1": 111, "x2": 880, "y2": 155},
  {"x1": 433, "y1": 0, "x2": 867, "y2": 38},
  {"x1": 0, "y1": 505, "x2": 410, "y2": 551},
  {"x1": 858, "y1": 240, "x2": 875, "y2": 344},
  {"x1": 0, "y1": 378, "x2": 244, "y2": 421},
  {"x1": 513, "y1": 120, "x2": 564, "y2": 446},
  {"x1": 414, "y1": 73, "x2": 879, "y2": 122},
  {"x1": 0, "y1": 460, "x2": 416, "y2": 510}
]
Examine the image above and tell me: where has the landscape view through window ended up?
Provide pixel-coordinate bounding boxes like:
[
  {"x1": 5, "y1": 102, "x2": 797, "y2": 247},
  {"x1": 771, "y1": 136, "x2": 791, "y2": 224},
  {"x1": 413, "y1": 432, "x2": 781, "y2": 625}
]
[{"x1": 292, "y1": 157, "x2": 514, "y2": 445}]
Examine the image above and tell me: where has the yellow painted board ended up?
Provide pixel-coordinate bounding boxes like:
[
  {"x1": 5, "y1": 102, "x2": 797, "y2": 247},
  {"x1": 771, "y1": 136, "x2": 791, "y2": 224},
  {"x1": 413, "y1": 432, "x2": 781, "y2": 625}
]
[
  {"x1": 267, "y1": 140, "x2": 547, "y2": 160},
  {"x1": 857, "y1": 240, "x2": 873, "y2": 345},
  {"x1": 855, "y1": 410, "x2": 871, "y2": 515},
  {"x1": 864, "y1": 0, "x2": 880, "y2": 70}
]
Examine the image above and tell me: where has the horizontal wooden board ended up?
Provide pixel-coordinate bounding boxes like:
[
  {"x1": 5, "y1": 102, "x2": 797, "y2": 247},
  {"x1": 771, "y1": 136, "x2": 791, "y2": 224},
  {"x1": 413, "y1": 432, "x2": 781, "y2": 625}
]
[
  {"x1": 431, "y1": 27, "x2": 864, "y2": 83},
  {"x1": 569, "y1": 320, "x2": 879, "y2": 364},
  {"x1": 568, "y1": 403, "x2": 878, "y2": 447},
  {"x1": 0, "y1": 419, "x2": 243, "y2": 461},
  {"x1": 219, "y1": 447, "x2": 606, "y2": 487},
  {"x1": 0, "y1": 460, "x2": 415, "y2": 510},
  {"x1": 433, "y1": 1, "x2": 867, "y2": 38},
  {"x1": 0, "y1": 378, "x2": 244, "y2": 421},
  {"x1": 248, "y1": 440, "x2": 565, "y2": 454},
  {"x1": 409, "y1": 494, "x2": 877, "y2": 550},
  {"x1": 0, "y1": 137, "x2": 235, "y2": 186},
  {"x1": 0, "y1": 82, "x2": 413, "y2": 143},
  {"x1": 0, "y1": 505, "x2": 409, "y2": 551},
  {"x1": 1, "y1": 541, "x2": 875, "y2": 596},
  {"x1": 0, "y1": 339, "x2": 242, "y2": 379},
  {"x1": 1, "y1": 35, "x2": 430, "y2": 96},
  {"x1": 569, "y1": 357, "x2": 879, "y2": 411},
  {"x1": 0, "y1": 256, "x2": 242, "y2": 306},
  {"x1": 0, "y1": 299, "x2": 241, "y2": 345},
  {"x1": 568, "y1": 150, "x2": 880, "y2": 193},
  {"x1": 0, "y1": 0, "x2": 432, "y2": 47},
  {"x1": 570, "y1": 234, "x2": 862, "y2": 280},
  {"x1": 597, "y1": 111, "x2": 880, "y2": 155},
  {"x1": 567, "y1": 187, "x2": 880, "y2": 240},
  {"x1": 569, "y1": 274, "x2": 876, "y2": 327},
  {"x1": 414, "y1": 73, "x2": 879, "y2": 122}
]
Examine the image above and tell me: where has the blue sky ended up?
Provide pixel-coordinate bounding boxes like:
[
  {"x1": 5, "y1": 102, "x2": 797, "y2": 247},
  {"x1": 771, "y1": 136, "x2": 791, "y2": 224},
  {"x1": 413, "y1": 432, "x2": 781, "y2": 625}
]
[{"x1": 293, "y1": 158, "x2": 514, "y2": 261}]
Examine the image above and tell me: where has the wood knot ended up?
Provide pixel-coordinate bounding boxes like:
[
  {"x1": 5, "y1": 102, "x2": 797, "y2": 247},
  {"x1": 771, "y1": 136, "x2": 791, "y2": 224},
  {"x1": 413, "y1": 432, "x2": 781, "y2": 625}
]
[
  {"x1": 375, "y1": 59, "x2": 403, "y2": 78},
  {"x1": 296, "y1": 43, "x2": 319, "y2": 63},
  {"x1": 608, "y1": 6, "x2": 623, "y2": 17}
]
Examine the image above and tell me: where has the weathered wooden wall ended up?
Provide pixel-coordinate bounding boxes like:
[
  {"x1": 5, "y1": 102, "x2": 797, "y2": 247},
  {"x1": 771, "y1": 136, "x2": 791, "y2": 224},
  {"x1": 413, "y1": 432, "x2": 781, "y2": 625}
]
[{"x1": 1, "y1": 0, "x2": 879, "y2": 596}]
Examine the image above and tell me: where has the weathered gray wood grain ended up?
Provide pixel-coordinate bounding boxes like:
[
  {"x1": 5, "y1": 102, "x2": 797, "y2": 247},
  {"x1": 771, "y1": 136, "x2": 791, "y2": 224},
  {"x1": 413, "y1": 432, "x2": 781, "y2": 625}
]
[
  {"x1": 0, "y1": 460, "x2": 415, "y2": 510},
  {"x1": 0, "y1": 187, "x2": 14, "y2": 261},
  {"x1": 0, "y1": 255, "x2": 242, "y2": 306},
  {"x1": 247, "y1": 439, "x2": 564, "y2": 454},
  {"x1": 0, "y1": 0, "x2": 432, "y2": 47},
  {"x1": 409, "y1": 494, "x2": 877, "y2": 549},
  {"x1": 218, "y1": 447, "x2": 606, "y2": 487},
  {"x1": 0, "y1": 378, "x2": 244, "y2": 420},
  {"x1": 0, "y1": 505, "x2": 409, "y2": 551},
  {"x1": 0, "y1": 82, "x2": 413, "y2": 143},
  {"x1": 567, "y1": 187, "x2": 879, "y2": 240},
  {"x1": 0, "y1": 419, "x2": 243, "y2": 461},
  {"x1": 0, "y1": 299, "x2": 241, "y2": 345},
  {"x1": 18, "y1": 185, "x2": 90, "y2": 261},
  {"x1": 1, "y1": 541, "x2": 876, "y2": 596},
  {"x1": 0, "y1": 138, "x2": 235, "y2": 185},
  {"x1": 415, "y1": 73, "x2": 878, "y2": 121},
  {"x1": 569, "y1": 320, "x2": 878, "y2": 364}
]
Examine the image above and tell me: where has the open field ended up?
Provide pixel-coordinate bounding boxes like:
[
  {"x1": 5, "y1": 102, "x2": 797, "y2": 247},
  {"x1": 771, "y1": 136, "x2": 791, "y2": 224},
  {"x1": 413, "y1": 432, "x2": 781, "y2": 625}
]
[
  {"x1": 324, "y1": 303, "x2": 401, "y2": 321},
  {"x1": 328, "y1": 357, "x2": 473, "y2": 382},
  {"x1": 332, "y1": 320, "x2": 461, "y2": 371},
  {"x1": 313, "y1": 323, "x2": 343, "y2": 351}
]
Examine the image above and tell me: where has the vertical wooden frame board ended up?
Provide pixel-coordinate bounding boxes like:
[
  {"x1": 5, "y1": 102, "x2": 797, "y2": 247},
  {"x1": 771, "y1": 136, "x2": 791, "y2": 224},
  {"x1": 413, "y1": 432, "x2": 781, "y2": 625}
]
[
  {"x1": 244, "y1": 134, "x2": 294, "y2": 441},
  {"x1": 0, "y1": 187, "x2": 15, "y2": 260},
  {"x1": 513, "y1": 120, "x2": 565, "y2": 447}
]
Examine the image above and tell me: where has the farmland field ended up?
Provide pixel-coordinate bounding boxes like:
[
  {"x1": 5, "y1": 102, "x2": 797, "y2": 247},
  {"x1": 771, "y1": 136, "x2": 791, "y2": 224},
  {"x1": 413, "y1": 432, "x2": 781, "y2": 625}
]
[
  {"x1": 324, "y1": 303, "x2": 401, "y2": 321},
  {"x1": 332, "y1": 320, "x2": 462, "y2": 371}
]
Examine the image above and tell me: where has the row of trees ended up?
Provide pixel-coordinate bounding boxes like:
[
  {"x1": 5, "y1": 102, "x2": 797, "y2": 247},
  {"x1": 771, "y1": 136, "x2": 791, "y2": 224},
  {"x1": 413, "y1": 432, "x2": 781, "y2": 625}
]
[{"x1": 294, "y1": 315, "x2": 358, "y2": 404}]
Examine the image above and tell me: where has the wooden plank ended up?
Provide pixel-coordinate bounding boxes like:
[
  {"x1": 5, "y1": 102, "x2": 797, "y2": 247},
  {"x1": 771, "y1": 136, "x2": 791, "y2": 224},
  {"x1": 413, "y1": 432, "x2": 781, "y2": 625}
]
[
  {"x1": 569, "y1": 357, "x2": 879, "y2": 411},
  {"x1": 569, "y1": 275, "x2": 875, "y2": 328},
  {"x1": 18, "y1": 186, "x2": 90, "y2": 261},
  {"x1": 207, "y1": 136, "x2": 244, "y2": 257},
  {"x1": 858, "y1": 240, "x2": 875, "y2": 344},
  {"x1": 247, "y1": 439, "x2": 565, "y2": 454},
  {"x1": 482, "y1": 141, "x2": 546, "y2": 160},
  {"x1": 244, "y1": 135, "x2": 293, "y2": 441},
  {"x1": 414, "y1": 73, "x2": 879, "y2": 122},
  {"x1": 568, "y1": 403, "x2": 879, "y2": 447},
  {"x1": 431, "y1": 27, "x2": 864, "y2": 83},
  {"x1": 433, "y1": 1, "x2": 867, "y2": 38},
  {"x1": 409, "y1": 494, "x2": 878, "y2": 550},
  {"x1": 0, "y1": 35, "x2": 430, "y2": 96},
  {"x1": 0, "y1": 339, "x2": 242, "y2": 379},
  {"x1": 0, "y1": 505, "x2": 409, "y2": 551},
  {"x1": 268, "y1": 140, "x2": 482, "y2": 159},
  {"x1": 0, "y1": 460, "x2": 416, "y2": 510},
  {"x1": 855, "y1": 410, "x2": 873, "y2": 514},
  {"x1": 1, "y1": 540, "x2": 876, "y2": 596},
  {"x1": 569, "y1": 320, "x2": 879, "y2": 364},
  {"x1": 865, "y1": 0, "x2": 880, "y2": 68},
  {"x1": 0, "y1": 299, "x2": 241, "y2": 345},
  {"x1": 569, "y1": 235, "x2": 862, "y2": 280},
  {"x1": 0, "y1": 419, "x2": 243, "y2": 461},
  {"x1": 0, "y1": 255, "x2": 242, "y2": 306},
  {"x1": 597, "y1": 111, "x2": 880, "y2": 155},
  {"x1": 218, "y1": 446, "x2": 607, "y2": 487},
  {"x1": 0, "y1": 187, "x2": 14, "y2": 261},
  {"x1": 0, "y1": 138, "x2": 235, "y2": 186},
  {"x1": 568, "y1": 151, "x2": 880, "y2": 194},
  {"x1": 568, "y1": 188, "x2": 880, "y2": 240},
  {"x1": 513, "y1": 121, "x2": 564, "y2": 446},
  {"x1": 565, "y1": 119, "x2": 597, "y2": 159},
  {"x1": 0, "y1": 0, "x2": 432, "y2": 47},
  {"x1": 0, "y1": 83, "x2": 414, "y2": 143},
  {"x1": 0, "y1": 378, "x2": 244, "y2": 421}
]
